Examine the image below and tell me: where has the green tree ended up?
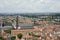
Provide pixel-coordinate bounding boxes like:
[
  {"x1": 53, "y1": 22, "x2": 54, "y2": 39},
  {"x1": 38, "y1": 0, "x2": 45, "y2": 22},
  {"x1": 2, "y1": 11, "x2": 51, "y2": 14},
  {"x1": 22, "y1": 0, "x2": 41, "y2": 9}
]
[
  {"x1": 11, "y1": 36, "x2": 16, "y2": 40},
  {"x1": 17, "y1": 33, "x2": 22, "y2": 39},
  {"x1": 29, "y1": 32, "x2": 40, "y2": 38},
  {"x1": 32, "y1": 33, "x2": 40, "y2": 38},
  {"x1": 46, "y1": 17, "x2": 52, "y2": 21},
  {"x1": 4, "y1": 29, "x2": 11, "y2": 34},
  {"x1": 0, "y1": 37, "x2": 4, "y2": 40}
]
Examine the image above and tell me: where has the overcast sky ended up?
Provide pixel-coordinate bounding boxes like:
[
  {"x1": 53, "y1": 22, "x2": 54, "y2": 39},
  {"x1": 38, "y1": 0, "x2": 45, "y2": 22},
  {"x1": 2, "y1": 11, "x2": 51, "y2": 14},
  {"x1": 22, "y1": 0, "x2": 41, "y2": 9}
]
[{"x1": 0, "y1": 0, "x2": 60, "y2": 13}]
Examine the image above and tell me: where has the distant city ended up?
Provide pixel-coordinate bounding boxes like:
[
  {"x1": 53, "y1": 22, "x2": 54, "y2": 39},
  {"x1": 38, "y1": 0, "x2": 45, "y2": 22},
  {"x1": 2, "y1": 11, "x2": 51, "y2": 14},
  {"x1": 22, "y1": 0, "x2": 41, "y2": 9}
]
[{"x1": 0, "y1": 13, "x2": 60, "y2": 40}]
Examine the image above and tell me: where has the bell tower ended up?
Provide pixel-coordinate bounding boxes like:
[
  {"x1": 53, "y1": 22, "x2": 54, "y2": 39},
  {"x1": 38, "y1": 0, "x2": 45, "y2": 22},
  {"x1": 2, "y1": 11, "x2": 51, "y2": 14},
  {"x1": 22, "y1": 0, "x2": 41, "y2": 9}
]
[{"x1": 16, "y1": 16, "x2": 19, "y2": 29}]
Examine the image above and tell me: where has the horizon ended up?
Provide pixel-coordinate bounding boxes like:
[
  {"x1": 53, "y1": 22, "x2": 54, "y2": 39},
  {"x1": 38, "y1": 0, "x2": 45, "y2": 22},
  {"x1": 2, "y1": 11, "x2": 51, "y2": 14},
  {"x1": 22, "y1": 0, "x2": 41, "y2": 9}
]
[
  {"x1": 0, "y1": 13, "x2": 60, "y2": 16},
  {"x1": 0, "y1": 12, "x2": 60, "y2": 14}
]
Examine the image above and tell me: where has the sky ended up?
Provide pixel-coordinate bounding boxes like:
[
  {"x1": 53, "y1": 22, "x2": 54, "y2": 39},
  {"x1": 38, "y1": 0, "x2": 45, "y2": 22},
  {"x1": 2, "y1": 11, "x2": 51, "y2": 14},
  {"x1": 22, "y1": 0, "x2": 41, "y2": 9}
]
[{"x1": 0, "y1": 0, "x2": 60, "y2": 13}]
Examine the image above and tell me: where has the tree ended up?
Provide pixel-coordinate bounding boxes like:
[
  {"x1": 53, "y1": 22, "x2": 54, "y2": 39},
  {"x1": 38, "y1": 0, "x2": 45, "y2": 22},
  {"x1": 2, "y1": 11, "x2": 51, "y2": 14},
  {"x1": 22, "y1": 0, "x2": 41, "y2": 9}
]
[
  {"x1": 17, "y1": 33, "x2": 22, "y2": 39},
  {"x1": 29, "y1": 32, "x2": 40, "y2": 38},
  {"x1": 4, "y1": 29, "x2": 11, "y2": 34},
  {"x1": 46, "y1": 17, "x2": 52, "y2": 21},
  {"x1": 4, "y1": 28, "x2": 15, "y2": 34},
  {"x1": 29, "y1": 32, "x2": 31, "y2": 36},
  {"x1": 32, "y1": 34, "x2": 40, "y2": 38},
  {"x1": 11, "y1": 36, "x2": 16, "y2": 40},
  {"x1": 0, "y1": 37, "x2": 4, "y2": 40}
]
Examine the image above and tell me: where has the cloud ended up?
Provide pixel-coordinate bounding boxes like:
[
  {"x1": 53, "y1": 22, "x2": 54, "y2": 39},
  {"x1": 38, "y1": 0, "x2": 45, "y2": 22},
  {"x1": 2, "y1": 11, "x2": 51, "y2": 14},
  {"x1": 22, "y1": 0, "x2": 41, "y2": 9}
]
[{"x1": 0, "y1": 0, "x2": 60, "y2": 13}]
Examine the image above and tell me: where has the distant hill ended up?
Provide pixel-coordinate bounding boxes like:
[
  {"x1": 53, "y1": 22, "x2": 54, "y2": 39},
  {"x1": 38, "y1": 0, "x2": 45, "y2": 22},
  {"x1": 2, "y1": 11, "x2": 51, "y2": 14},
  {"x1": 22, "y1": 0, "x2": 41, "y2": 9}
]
[{"x1": 0, "y1": 13, "x2": 60, "y2": 16}]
